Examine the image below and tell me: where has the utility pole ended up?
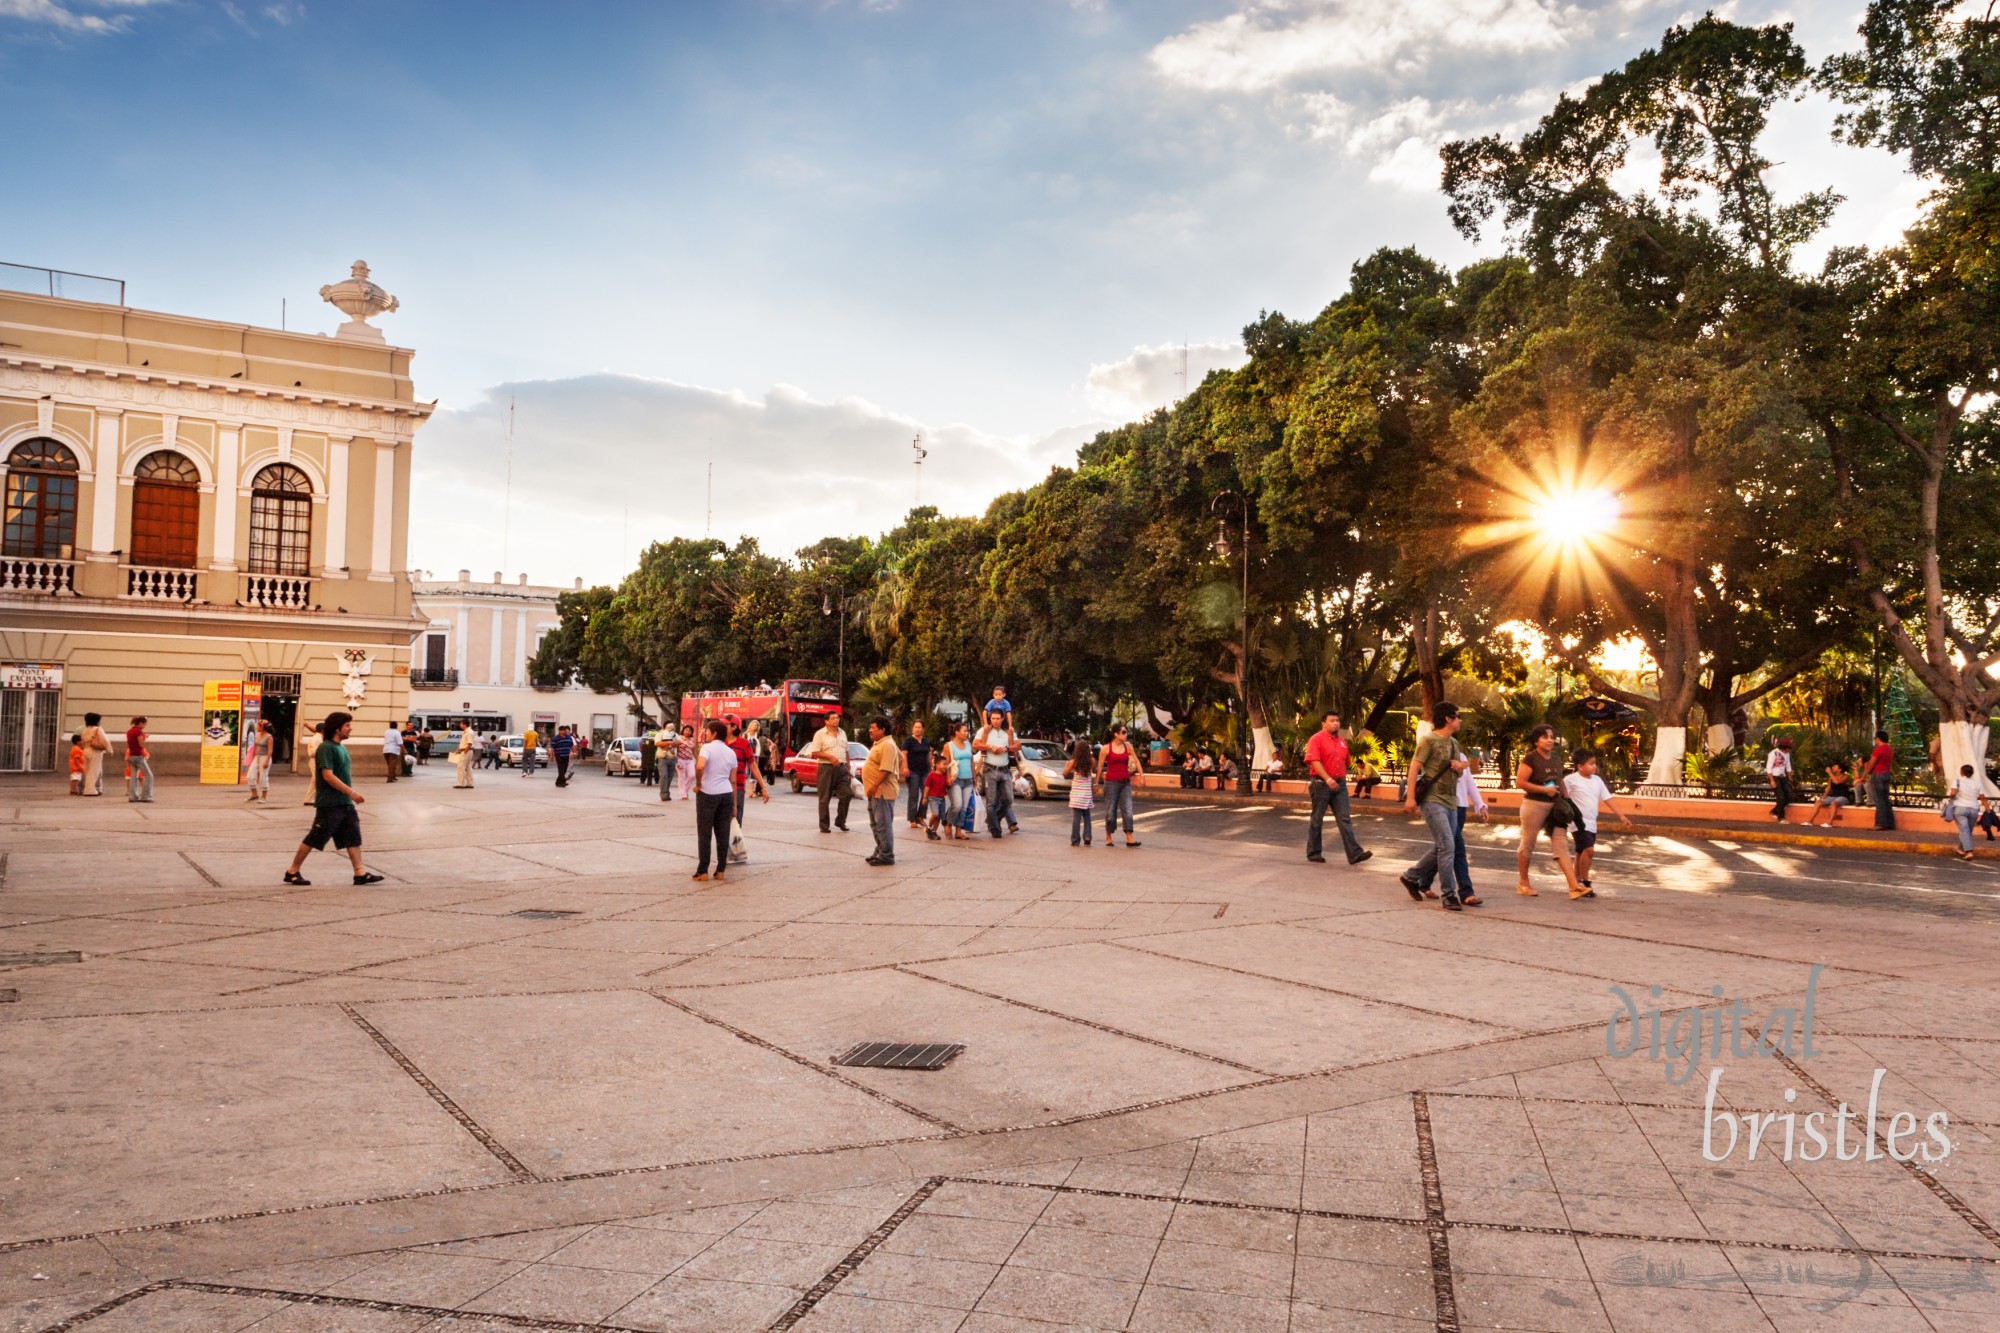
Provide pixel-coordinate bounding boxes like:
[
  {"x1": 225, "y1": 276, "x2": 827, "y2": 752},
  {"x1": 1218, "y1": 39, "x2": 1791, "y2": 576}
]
[
  {"x1": 912, "y1": 433, "x2": 926, "y2": 506},
  {"x1": 705, "y1": 457, "x2": 713, "y2": 540}
]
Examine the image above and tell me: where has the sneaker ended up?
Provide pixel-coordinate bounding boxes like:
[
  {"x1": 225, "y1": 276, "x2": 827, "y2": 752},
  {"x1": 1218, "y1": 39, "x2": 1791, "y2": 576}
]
[
  {"x1": 1442, "y1": 897, "x2": 1464, "y2": 911},
  {"x1": 1400, "y1": 875, "x2": 1425, "y2": 901}
]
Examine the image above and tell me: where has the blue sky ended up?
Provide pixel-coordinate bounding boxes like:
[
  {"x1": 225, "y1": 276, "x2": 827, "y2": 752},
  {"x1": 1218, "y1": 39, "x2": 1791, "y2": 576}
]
[{"x1": 3, "y1": 0, "x2": 1923, "y2": 584}]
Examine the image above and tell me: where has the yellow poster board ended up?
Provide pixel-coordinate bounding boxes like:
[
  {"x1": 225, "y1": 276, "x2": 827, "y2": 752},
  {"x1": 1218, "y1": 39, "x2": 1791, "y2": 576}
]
[{"x1": 200, "y1": 680, "x2": 244, "y2": 784}]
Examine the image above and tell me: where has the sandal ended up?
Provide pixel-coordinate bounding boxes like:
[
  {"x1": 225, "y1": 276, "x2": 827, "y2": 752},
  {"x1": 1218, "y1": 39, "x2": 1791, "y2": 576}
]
[
  {"x1": 1461, "y1": 894, "x2": 1482, "y2": 907},
  {"x1": 1516, "y1": 884, "x2": 1538, "y2": 897},
  {"x1": 353, "y1": 872, "x2": 385, "y2": 885},
  {"x1": 282, "y1": 872, "x2": 310, "y2": 886}
]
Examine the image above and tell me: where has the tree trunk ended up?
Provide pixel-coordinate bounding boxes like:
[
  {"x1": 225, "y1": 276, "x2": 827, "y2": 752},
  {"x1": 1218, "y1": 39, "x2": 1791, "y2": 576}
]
[{"x1": 1939, "y1": 720, "x2": 1996, "y2": 798}]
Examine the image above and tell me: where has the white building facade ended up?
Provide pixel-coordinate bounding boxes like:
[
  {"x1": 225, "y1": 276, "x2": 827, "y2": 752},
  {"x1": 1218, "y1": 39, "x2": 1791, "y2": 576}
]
[{"x1": 407, "y1": 571, "x2": 638, "y2": 749}]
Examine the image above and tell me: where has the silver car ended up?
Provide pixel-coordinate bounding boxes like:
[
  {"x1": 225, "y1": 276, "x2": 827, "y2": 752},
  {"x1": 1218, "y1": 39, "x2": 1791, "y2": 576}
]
[
  {"x1": 603, "y1": 736, "x2": 645, "y2": 777},
  {"x1": 1013, "y1": 739, "x2": 1073, "y2": 800},
  {"x1": 498, "y1": 735, "x2": 551, "y2": 767}
]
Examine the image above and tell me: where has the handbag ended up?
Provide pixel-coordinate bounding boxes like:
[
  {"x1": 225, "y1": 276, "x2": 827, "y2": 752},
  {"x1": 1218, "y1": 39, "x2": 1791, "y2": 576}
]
[{"x1": 1548, "y1": 790, "x2": 1580, "y2": 829}]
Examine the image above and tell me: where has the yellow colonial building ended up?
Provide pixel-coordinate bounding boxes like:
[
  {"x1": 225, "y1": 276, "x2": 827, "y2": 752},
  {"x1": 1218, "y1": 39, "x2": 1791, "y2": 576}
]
[{"x1": 0, "y1": 262, "x2": 430, "y2": 773}]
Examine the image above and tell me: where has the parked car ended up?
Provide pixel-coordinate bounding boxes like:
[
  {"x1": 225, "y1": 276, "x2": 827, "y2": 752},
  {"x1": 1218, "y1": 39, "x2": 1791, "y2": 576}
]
[
  {"x1": 603, "y1": 735, "x2": 645, "y2": 777},
  {"x1": 498, "y1": 735, "x2": 551, "y2": 767},
  {"x1": 1013, "y1": 738, "x2": 1073, "y2": 799},
  {"x1": 784, "y1": 741, "x2": 869, "y2": 793}
]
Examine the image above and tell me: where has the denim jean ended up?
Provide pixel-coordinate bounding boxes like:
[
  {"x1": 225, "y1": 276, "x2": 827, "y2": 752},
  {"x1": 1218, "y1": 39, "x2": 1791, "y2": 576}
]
[
  {"x1": 1070, "y1": 807, "x2": 1093, "y2": 843},
  {"x1": 1100, "y1": 778, "x2": 1134, "y2": 835},
  {"x1": 1306, "y1": 778, "x2": 1362, "y2": 861},
  {"x1": 953, "y1": 778, "x2": 975, "y2": 832},
  {"x1": 868, "y1": 796, "x2": 896, "y2": 860},
  {"x1": 982, "y1": 768, "x2": 1015, "y2": 835},
  {"x1": 1412, "y1": 805, "x2": 1473, "y2": 896},
  {"x1": 126, "y1": 755, "x2": 154, "y2": 801},
  {"x1": 1413, "y1": 802, "x2": 1462, "y2": 901},
  {"x1": 693, "y1": 791, "x2": 731, "y2": 874},
  {"x1": 1954, "y1": 808, "x2": 1977, "y2": 852},
  {"x1": 1871, "y1": 771, "x2": 1896, "y2": 829},
  {"x1": 907, "y1": 775, "x2": 929, "y2": 823}
]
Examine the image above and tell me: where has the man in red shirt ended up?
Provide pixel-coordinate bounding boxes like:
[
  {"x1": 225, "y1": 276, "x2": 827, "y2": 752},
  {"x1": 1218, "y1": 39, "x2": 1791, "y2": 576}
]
[
  {"x1": 1867, "y1": 730, "x2": 1896, "y2": 829},
  {"x1": 1303, "y1": 711, "x2": 1371, "y2": 865},
  {"x1": 124, "y1": 715, "x2": 154, "y2": 803}
]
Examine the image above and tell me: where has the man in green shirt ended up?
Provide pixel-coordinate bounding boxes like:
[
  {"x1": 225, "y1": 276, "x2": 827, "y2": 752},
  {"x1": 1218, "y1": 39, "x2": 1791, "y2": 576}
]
[
  {"x1": 1402, "y1": 701, "x2": 1470, "y2": 910},
  {"x1": 284, "y1": 711, "x2": 384, "y2": 886}
]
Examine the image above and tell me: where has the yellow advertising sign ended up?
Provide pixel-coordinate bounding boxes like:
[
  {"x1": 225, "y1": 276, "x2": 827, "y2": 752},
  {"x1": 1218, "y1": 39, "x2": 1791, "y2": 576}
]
[{"x1": 201, "y1": 680, "x2": 243, "y2": 785}]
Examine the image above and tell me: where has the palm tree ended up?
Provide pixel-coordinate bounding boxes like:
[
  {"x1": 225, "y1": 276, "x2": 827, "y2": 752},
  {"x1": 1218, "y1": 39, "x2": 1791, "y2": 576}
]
[{"x1": 1465, "y1": 691, "x2": 1553, "y2": 778}]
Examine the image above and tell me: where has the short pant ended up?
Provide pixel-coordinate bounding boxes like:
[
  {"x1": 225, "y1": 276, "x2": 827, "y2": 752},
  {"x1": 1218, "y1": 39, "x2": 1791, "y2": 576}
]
[
  {"x1": 303, "y1": 804, "x2": 363, "y2": 851},
  {"x1": 1573, "y1": 828, "x2": 1598, "y2": 852}
]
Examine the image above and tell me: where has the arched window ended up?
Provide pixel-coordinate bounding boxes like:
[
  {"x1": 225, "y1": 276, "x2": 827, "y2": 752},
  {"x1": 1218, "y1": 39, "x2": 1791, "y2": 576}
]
[
  {"x1": 3, "y1": 438, "x2": 79, "y2": 560},
  {"x1": 131, "y1": 450, "x2": 201, "y2": 568},
  {"x1": 248, "y1": 463, "x2": 312, "y2": 575}
]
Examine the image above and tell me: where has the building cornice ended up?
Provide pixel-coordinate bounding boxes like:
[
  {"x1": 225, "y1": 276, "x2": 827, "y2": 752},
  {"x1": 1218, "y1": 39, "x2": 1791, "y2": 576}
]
[
  {"x1": 0, "y1": 593, "x2": 424, "y2": 640},
  {"x1": 0, "y1": 355, "x2": 434, "y2": 436}
]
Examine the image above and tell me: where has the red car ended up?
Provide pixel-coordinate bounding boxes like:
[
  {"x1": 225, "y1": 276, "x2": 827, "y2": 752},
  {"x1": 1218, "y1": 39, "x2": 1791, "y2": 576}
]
[{"x1": 784, "y1": 741, "x2": 869, "y2": 793}]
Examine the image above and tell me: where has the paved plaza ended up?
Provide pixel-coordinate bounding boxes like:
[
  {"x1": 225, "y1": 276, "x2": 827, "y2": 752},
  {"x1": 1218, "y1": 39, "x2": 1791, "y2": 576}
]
[{"x1": 3, "y1": 768, "x2": 1999, "y2": 1332}]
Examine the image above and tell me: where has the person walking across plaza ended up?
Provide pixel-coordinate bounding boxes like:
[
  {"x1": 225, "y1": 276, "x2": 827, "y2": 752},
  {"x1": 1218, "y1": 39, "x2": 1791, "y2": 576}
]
[
  {"x1": 1403, "y1": 702, "x2": 1470, "y2": 910},
  {"x1": 807, "y1": 709, "x2": 854, "y2": 832},
  {"x1": 552, "y1": 725, "x2": 576, "y2": 787},
  {"x1": 79, "y1": 712, "x2": 109, "y2": 796},
  {"x1": 519, "y1": 724, "x2": 538, "y2": 777},
  {"x1": 452, "y1": 723, "x2": 477, "y2": 789},
  {"x1": 1562, "y1": 751, "x2": 1631, "y2": 889},
  {"x1": 1515, "y1": 724, "x2": 1588, "y2": 899},
  {"x1": 726, "y1": 716, "x2": 769, "y2": 864},
  {"x1": 67, "y1": 733, "x2": 84, "y2": 795},
  {"x1": 975, "y1": 707, "x2": 1019, "y2": 838},
  {"x1": 125, "y1": 715, "x2": 155, "y2": 802},
  {"x1": 675, "y1": 726, "x2": 695, "y2": 802},
  {"x1": 1064, "y1": 738, "x2": 1096, "y2": 846},
  {"x1": 1408, "y1": 761, "x2": 1489, "y2": 904},
  {"x1": 1947, "y1": 763, "x2": 1987, "y2": 861},
  {"x1": 943, "y1": 719, "x2": 976, "y2": 840},
  {"x1": 300, "y1": 724, "x2": 323, "y2": 803},
  {"x1": 692, "y1": 719, "x2": 735, "y2": 881},
  {"x1": 246, "y1": 718, "x2": 274, "y2": 804},
  {"x1": 1097, "y1": 724, "x2": 1141, "y2": 847},
  {"x1": 862, "y1": 715, "x2": 905, "y2": 866},
  {"x1": 294, "y1": 721, "x2": 317, "y2": 775},
  {"x1": 901, "y1": 719, "x2": 933, "y2": 830},
  {"x1": 381, "y1": 722, "x2": 403, "y2": 782},
  {"x1": 1304, "y1": 711, "x2": 1370, "y2": 866},
  {"x1": 638, "y1": 730, "x2": 658, "y2": 787},
  {"x1": 1767, "y1": 735, "x2": 1796, "y2": 822},
  {"x1": 1867, "y1": 730, "x2": 1896, "y2": 828},
  {"x1": 284, "y1": 712, "x2": 383, "y2": 886},
  {"x1": 921, "y1": 762, "x2": 951, "y2": 841}
]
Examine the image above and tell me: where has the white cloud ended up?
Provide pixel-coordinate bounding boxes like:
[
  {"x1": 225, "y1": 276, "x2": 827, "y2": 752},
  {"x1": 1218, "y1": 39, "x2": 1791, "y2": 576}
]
[
  {"x1": 1149, "y1": 0, "x2": 1572, "y2": 93},
  {"x1": 408, "y1": 373, "x2": 1091, "y2": 586},
  {"x1": 1085, "y1": 340, "x2": 1247, "y2": 417},
  {"x1": 0, "y1": 0, "x2": 156, "y2": 33}
]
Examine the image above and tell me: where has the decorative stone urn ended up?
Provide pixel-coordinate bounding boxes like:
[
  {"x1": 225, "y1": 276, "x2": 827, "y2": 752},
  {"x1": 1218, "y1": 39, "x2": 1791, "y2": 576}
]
[{"x1": 319, "y1": 261, "x2": 401, "y2": 342}]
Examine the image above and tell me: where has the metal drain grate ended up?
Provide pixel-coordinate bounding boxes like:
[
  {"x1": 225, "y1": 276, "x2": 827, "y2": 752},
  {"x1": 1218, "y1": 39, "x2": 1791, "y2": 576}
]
[
  {"x1": 0, "y1": 989, "x2": 17, "y2": 1003},
  {"x1": 508, "y1": 909, "x2": 582, "y2": 920},
  {"x1": 832, "y1": 1042, "x2": 965, "y2": 1071},
  {"x1": 0, "y1": 951, "x2": 81, "y2": 967},
  {"x1": 618, "y1": 813, "x2": 658, "y2": 819}
]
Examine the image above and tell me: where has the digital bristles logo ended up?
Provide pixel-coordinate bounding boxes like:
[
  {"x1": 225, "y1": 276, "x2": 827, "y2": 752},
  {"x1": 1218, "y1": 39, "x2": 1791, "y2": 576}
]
[{"x1": 1603, "y1": 964, "x2": 1954, "y2": 1167}]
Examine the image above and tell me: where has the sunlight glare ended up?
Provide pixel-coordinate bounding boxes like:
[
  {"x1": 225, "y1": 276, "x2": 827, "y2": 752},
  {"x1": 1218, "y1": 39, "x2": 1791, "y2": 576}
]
[{"x1": 1531, "y1": 487, "x2": 1621, "y2": 548}]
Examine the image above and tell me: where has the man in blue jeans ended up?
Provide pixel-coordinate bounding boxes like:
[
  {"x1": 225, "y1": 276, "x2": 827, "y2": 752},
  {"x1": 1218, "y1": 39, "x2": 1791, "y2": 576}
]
[
  {"x1": 1302, "y1": 711, "x2": 1370, "y2": 865},
  {"x1": 1402, "y1": 702, "x2": 1470, "y2": 910},
  {"x1": 1406, "y1": 765, "x2": 1487, "y2": 901},
  {"x1": 552, "y1": 725, "x2": 575, "y2": 787}
]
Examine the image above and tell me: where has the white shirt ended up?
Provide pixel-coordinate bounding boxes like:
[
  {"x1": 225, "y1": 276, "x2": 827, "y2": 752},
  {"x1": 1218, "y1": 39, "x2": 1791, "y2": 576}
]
[
  {"x1": 1948, "y1": 774, "x2": 1985, "y2": 812},
  {"x1": 697, "y1": 739, "x2": 737, "y2": 795},
  {"x1": 1561, "y1": 772, "x2": 1615, "y2": 832},
  {"x1": 1766, "y1": 748, "x2": 1791, "y2": 778},
  {"x1": 383, "y1": 727, "x2": 403, "y2": 754},
  {"x1": 1456, "y1": 768, "x2": 1488, "y2": 815}
]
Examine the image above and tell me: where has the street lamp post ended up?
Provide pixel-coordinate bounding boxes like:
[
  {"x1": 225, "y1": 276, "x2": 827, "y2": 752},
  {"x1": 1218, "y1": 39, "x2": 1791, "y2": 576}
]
[
  {"x1": 822, "y1": 589, "x2": 847, "y2": 703},
  {"x1": 1212, "y1": 490, "x2": 1253, "y2": 795}
]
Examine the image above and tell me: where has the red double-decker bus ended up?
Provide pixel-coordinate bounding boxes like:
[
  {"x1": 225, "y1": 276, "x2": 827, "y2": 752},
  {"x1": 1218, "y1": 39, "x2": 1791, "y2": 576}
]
[{"x1": 679, "y1": 679, "x2": 842, "y2": 761}]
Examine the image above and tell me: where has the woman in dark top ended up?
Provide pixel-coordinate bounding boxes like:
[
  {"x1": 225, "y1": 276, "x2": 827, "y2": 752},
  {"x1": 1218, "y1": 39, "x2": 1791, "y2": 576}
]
[
  {"x1": 1805, "y1": 760, "x2": 1855, "y2": 827},
  {"x1": 1514, "y1": 724, "x2": 1587, "y2": 899}
]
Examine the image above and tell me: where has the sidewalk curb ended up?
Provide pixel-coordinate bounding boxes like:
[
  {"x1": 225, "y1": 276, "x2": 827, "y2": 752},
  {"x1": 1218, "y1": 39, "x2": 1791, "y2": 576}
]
[{"x1": 1129, "y1": 785, "x2": 2000, "y2": 860}]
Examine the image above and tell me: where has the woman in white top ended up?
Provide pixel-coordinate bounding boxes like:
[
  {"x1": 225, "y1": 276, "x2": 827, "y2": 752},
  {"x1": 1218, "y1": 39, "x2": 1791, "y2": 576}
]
[
  {"x1": 692, "y1": 720, "x2": 738, "y2": 881},
  {"x1": 1947, "y1": 763, "x2": 1987, "y2": 861}
]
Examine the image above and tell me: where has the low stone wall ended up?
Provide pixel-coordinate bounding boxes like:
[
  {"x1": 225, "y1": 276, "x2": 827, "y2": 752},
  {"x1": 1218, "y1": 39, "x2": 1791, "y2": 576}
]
[{"x1": 1132, "y1": 771, "x2": 1947, "y2": 832}]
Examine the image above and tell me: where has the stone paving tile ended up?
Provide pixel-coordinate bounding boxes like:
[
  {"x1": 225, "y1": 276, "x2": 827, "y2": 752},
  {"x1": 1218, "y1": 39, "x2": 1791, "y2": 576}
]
[
  {"x1": 241, "y1": 1302, "x2": 433, "y2": 1331},
  {"x1": 457, "y1": 1261, "x2": 659, "y2": 1322},
  {"x1": 67, "y1": 1288, "x2": 296, "y2": 1330},
  {"x1": 608, "y1": 1275, "x2": 803, "y2": 1330}
]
